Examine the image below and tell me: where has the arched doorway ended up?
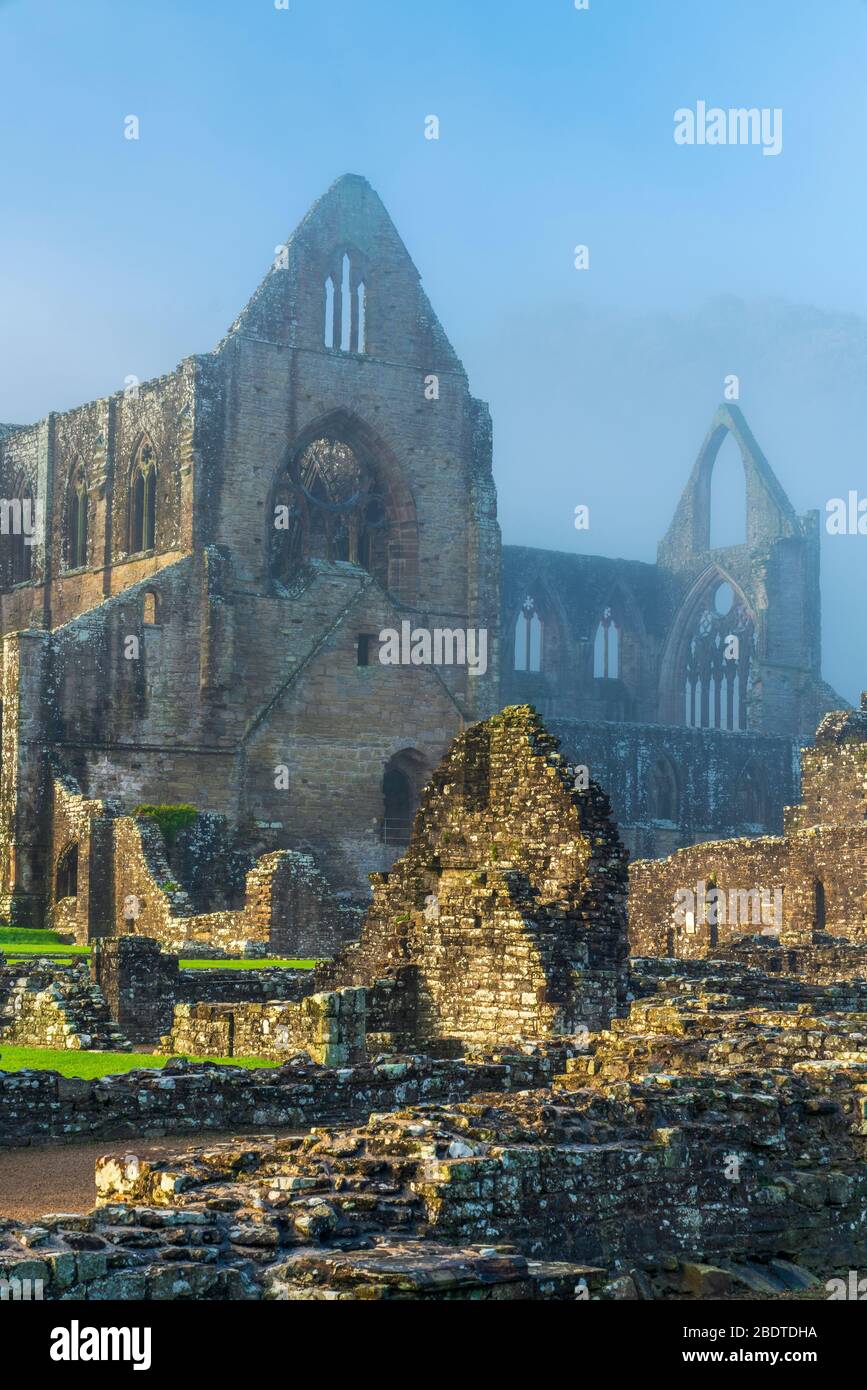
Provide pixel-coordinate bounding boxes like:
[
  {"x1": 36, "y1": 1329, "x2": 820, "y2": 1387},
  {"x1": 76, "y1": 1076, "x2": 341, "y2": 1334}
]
[
  {"x1": 56, "y1": 843, "x2": 79, "y2": 900},
  {"x1": 381, "y1": 749, "x2": 427, "y2": 846}
]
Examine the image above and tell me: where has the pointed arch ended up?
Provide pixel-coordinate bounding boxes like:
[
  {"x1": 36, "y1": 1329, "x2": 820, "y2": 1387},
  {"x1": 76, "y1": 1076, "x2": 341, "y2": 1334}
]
[
  {"x1": 268, "y1": 410, "x2": 418, "y2": 601},
  {"x1": 324, "y1": 276, "x2": 335, "y2": 348},
  {"x1": 659, "y1": 564, "x2": 755, "y2": 729},
  {"x1": 647, "y1": 754, "x2": 679, "y2": 823},
  {"x1": 129, "y1": 436, "x2": 158, "y2": 554},
  {"x1": 709, "y1": 428, "x2": 747, "y2": 549},
  {"x1": 381, "y1": 748, "x2": 428, "y2": 845},
  {"x1": 6, "y1": 475, "x2": 34, "y2": 585},
  {"x1": 659, "y1": 405, "x2": 800, "y2": 563},
  {"x1": 55, "y1": 842, "x2": 79, "y2": 900}
]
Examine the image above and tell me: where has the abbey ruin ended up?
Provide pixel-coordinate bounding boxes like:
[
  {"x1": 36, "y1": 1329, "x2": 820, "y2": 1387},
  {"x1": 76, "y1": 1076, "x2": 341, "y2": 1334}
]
[{"x1": 0, "y1": 177, "x2": 864, "y2": 1304}]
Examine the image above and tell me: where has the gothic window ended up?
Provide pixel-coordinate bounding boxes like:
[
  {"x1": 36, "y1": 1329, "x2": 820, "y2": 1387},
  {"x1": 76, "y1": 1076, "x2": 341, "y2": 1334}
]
[
  {"x1": 356, "y1": 281, "x2": 367, "y2": 353},
  {"x1": 647, "y1": 756, "x2": 679, "y2": 822},
  {"x1": 340, "y1": 253, "x2": 352, "y2": 351},
  {"x1": 66, "y1": 464, "x2": 88, "y2": 570},
  {"x1": 7, "y1": 482, "x2": 34, "y2": 584},
  {"x1": 683, "y1": 580, "x2": 753, "y2": 730},
  {"x1": 272, "y1": 437, "x2": 387, "y2": 590},
  {"x1": 55, "y1": 842, "x2": 79, "y2": 900},
  {"x1": 514, "y1": 596, "x2": 543, "y2": 672},
  {"x1": 324, "y1": 253, "x2": 366, "y2": 354},
  {"x1": 129, "y1": 441, "x2": 157, "y2": 554},
  {"x1": 593, "y1": 608, "x2": 619, "y2": 678},
  {"x1": 324, "y1": 277, "x2": 335, "y2": 348}
]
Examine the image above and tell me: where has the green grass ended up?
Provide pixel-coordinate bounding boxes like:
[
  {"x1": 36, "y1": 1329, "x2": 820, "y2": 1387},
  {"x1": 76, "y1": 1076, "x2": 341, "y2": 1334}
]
[
  {"x1": 0, "y1": 926, "x2": 69, "y2": 946},
  {"x1": 5, "y1": 946, "x2": 90, "y2": 959},
  {"x1": 0, "y1": 1047, "x2": 277, "y2": 1078},
  {"x1": 0, "y1": 927, "x2": 318, "y2": 970},
  {"x1": 179, "y1": 957, "x2": 317, "y2": 970},
  {"x1": 0, "y1": 927, "x2": 89, "y2": 961}
]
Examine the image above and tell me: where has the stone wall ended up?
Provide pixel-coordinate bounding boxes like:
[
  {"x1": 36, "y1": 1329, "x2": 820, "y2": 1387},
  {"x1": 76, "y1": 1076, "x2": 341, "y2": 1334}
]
[
  {"x1": 91, "y1": 936, "x2": 180, "y2": 1045},
  {"x1": 549, "y1": 716, "x2": 799, "y2": 862},
  {"x1": 0, "y1": 960, "x2": 129, "y2": 1050},
  {"x1": 162, "y1": 988, "x2": 367, "y2": 1066},
  {"x1": 321, "y1": 706, "x2": 629, "y2": 1051},
  {"x1": 788, "y1": 696, "x2": 867, "y2": 830},
  {"x1": 629, "y1": 698, "x2": 867, "y2": 957},
  {"x1": 44, "y1": 786, "x2": 360, "y2": 957},
  {"x1": 91, "y1": 935, "x2": 316, "y2": 1046},
  {"x1": 0, "y1": 1052, "x2": 557, "y2": 1148},
  {"x1": 179, "y1": 967, "x2": 309, "y2": 1005}
]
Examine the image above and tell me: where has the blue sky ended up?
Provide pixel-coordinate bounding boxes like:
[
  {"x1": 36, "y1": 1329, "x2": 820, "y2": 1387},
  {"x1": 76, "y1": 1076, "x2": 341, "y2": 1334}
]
[{"x1": 1, "y1": 0, "x2": 865, "y2": 701}]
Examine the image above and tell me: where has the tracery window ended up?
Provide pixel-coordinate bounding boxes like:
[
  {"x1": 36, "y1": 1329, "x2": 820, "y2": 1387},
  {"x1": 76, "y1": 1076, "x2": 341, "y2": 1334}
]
[
  {"x1": 684, "y1": 582, "x2": 753, "y2": 731},
  {"x1": 271, "y1": 437, "x2": 386, "y2": 590}
]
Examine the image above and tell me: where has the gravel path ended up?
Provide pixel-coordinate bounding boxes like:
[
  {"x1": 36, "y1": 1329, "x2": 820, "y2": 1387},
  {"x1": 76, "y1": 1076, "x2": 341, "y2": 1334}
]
[{"x1": 0, "y1": 1130, "x2": 287, "y2": 1222}]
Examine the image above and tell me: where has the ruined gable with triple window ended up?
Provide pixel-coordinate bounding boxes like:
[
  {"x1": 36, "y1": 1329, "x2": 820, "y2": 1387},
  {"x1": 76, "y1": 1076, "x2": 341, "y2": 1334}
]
[{"x1": 0, "y1": 175, "x2": 849, "y2": 938}]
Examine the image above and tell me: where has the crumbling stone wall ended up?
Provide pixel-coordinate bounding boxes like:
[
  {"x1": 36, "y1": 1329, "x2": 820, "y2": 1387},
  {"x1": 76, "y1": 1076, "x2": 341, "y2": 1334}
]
[
  {"x1": 0, "y1": 960, "x2": 129, "y2": 1050},
  {"x1": 0, "y1": 1052, "x2": 555, "y2": 1148},
  {"x1": 712, "y1": 937, "x2": 867, "y2": 987},
  {"x1": 162, "y1": 988, "x2": 367, "y2": 1066},
  {"x1": 90, "y1": 934, "x2": 315, "y2": 1045},
  {"x1": 91, "y1": 936, "x2": 180, "y2": 1045},
  {"x1": 320, "y1": 705, "x2": 629, "y2": 1051},
  {"x1": 178, "y1": 967, "x2": 309, "y2": 1006},
  {"x1": 629, "y1": 697, "x2": 867, "y2": 957},
  {"x1": 787, "y1": 695, "x2": 867, "y2": 830}
]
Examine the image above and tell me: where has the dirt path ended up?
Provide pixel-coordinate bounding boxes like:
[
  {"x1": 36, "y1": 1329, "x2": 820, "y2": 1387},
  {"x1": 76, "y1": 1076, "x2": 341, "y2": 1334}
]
[{"x1": 0, "y1": 1130, "x2": 293, "y2": 1222}]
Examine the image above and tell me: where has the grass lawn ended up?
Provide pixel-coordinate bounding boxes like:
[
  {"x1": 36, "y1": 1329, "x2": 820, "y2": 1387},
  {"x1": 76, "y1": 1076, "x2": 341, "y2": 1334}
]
[
  {"x1": 179, "y1": 957, "x2": 317, "y2": 970},
  {"x1": 0, "y1": 1047, "x2": 277, "y2": 1078},
  {"x1": 0, "y1": 927, "x2": 317, "y2": 970},
  {"x1": 0, "y1": 926, "x2": 89, "y2": 961},
  {"x1": 5, "y1": 946, "x2": 90, "y2": 959},
  {"x1": 0, "y1": 927, "x2": 70, "y2": 946}
]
